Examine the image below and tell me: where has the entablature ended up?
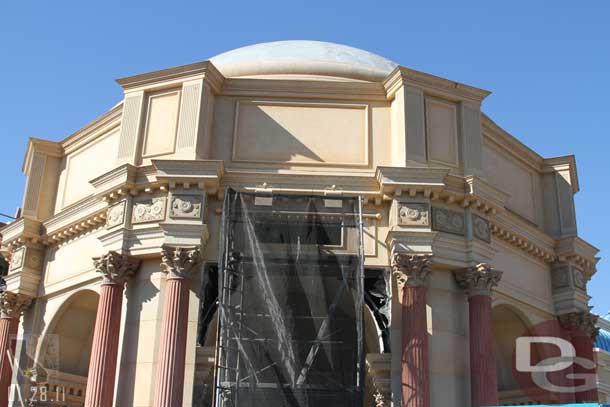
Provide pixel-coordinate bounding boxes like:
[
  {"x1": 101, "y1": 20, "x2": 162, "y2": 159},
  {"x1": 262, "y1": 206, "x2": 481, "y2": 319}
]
[
  {"x1": 383, "y1": 66, "x2": 491, "y2": 103},
  {"x1": 220, "y1": 77, "x2": 388, "y2": 101},
  {"x1": 115, "y1": 61, "x2": 224, "y2": 94}
]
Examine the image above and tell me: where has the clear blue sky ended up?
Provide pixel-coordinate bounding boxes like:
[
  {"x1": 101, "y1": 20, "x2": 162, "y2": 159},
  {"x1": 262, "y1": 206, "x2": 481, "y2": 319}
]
[{"x1": 0, "y1": 1, "x2": 608, "y2": 315}]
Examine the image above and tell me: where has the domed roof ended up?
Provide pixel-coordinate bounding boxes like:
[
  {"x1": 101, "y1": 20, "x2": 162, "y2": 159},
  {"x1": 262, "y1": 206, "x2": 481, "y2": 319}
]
[{"x1": 210, "y1": 40, "x2": 398, "y2": 82}]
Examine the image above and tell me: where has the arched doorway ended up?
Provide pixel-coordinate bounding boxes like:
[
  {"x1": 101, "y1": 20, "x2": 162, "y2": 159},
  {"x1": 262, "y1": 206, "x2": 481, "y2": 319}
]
[
  {"x1": 492, "y1": 304, "x2": 534, "y2": 405},
  {"x1": 37, "y1": 290, "x2": 99, "y2": 405}
]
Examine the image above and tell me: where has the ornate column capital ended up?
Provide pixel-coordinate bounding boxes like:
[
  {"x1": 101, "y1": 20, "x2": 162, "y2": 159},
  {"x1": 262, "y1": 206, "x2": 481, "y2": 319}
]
[
  {"x1": 160, "y1": 246, "x2": 202, "y2": 279},
  {"x1": 0, "y1": 291, "x2": 31, "y2": 318},
  {"x1": 391, "y1": 253, "x2": 433, "y2": 290},
  {"x1": 454, "y1": 263, "x2": 502, "y2": 296},
  {"x1": 558, "y1": 310, "x2": 599, "y2": 340},
  {"x1": 93, "y1": 251, "x2": 141, "y2": 285}
]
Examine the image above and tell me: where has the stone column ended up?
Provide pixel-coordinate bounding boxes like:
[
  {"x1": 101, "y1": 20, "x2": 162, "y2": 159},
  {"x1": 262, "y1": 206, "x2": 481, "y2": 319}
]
[
  {"x1": 558, "y1": 311, "x2": 599, "y2": 403},
  {"x1": 0, "y1": 292, "x2": 30, "y2": 407},
  {"x1": 392, "y1": 253, "x2": 432, "y2": 407},
  {"x1": 85, "y1": 252, "x2": 140, "y2": 407},
  {"x1": 454, "y1": 264, "x2": 502, "y2": 407},
  {"x1": 153, "y1": 246, "x2": 202, "y2": 407}
]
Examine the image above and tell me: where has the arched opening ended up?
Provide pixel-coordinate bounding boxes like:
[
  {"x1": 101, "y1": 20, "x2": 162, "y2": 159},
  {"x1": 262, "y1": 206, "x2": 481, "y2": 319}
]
[
  {"x1": 492, "y1": 304, "x2": 533, "y2": 405},
  {"x1": 37, "y1": 290, "x2": 99, "y2": 405}
]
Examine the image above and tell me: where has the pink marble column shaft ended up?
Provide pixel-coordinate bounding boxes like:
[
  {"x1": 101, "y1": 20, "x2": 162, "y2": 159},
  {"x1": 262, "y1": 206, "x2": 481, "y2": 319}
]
[
  {"x1": 0, "y1": 315, "x2": 18, "y2": 407},
  {"x1": 153, "y1": 246, "x2": 201, "y2": 407},
  {"x1": 401, "y1": 285, "x2": 430, "y2": 407},
  {"x1": 0, "y1": 291, "x2": 30, "y2": 407},
  {"x1": 468, "y1": 295, "x2": 499, "y2": 407},
  {"x1": 153, "y1": 275, "x2": 191, "y2": 407},
  {"x1": 84, "y1": 251, "x2": 139, "y2": 407},
  {"x1": 454, "y1": 264, "x2": 502, "y2": 407}
]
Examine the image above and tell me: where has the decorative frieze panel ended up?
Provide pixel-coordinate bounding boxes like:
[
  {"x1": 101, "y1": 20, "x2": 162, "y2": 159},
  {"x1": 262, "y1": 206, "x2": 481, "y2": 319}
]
[
  {"x1": 397, "y1": 202, "x2": 429, "y2": 227},
  {"x1": 472, "y1": 214, "x2": 491, "y2": 243},
  {"x1": 551, "y1": 265, "x2": 571, "y2": 290},
  {"x1": 10, "y1": 247, "x2": 25, "y2": 270},
  {"x1": 170, "y1": 195, "x2": 203, "y2": 219},
  {"x1": 431, "y1": 207, "x2": 465, "y2": 236},
  {"x1": 132, "y1": 197, "x2": 166, "y2": 224},
  {"x1": 106, "y1": 201, "x2": 126, "y2": 229}
]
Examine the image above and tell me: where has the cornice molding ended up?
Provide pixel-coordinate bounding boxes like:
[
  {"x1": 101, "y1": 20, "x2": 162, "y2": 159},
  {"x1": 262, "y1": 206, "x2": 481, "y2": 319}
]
[
  {"x1": 61, "y1": 103, "x2": 123, "y2": 154},
  {"x1": 383, "y1": 66, "x2": 491, "y2": 103},
  {"x1": 115, "y1": 61, "x2": 225, "y2": 94},
  {"x1": 481, "y1": 115, "x2": 544, "y2": 172},
  {"x1": 22, "y1": 138, "x2": 63, "y2": 174},
  {"x1": 555, "y1": 236, "x2": 600, "y2": 277},
  {"x1": 221, "y1": 77, "x2": 387, "y2": 101},
  {"x1": 542, "y1": 155, "x2": 579, "y2": 193}
]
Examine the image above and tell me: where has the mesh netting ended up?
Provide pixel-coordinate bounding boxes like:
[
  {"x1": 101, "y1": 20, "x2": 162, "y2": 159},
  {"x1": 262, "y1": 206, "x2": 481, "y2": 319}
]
[{"x1": 215, "y1": 190, "x2": 364, "y2": 407}]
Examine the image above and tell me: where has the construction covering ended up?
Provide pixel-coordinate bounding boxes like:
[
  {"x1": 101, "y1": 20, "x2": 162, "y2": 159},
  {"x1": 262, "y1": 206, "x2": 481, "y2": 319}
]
[{"x1": 215, "y1": 190, "x2": 364, "y2": 406}]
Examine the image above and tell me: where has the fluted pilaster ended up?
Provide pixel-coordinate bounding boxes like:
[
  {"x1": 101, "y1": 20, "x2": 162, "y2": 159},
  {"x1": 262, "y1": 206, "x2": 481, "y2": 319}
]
[
  {"x1": 153, "y1": 246, "x2": 201, "y2": 407},
  {"x1": 392, "y1": 253, "x2": 432, "y2": 407},
  {"x1": 454, "y1": 264, "x2": 502, "y2": 407},
  {"x1": 85, "y1": 251, "x2": 140, "y2": 407},
  {"x1": 0, "y1": 292, "x2": 30, "y2": 407}
]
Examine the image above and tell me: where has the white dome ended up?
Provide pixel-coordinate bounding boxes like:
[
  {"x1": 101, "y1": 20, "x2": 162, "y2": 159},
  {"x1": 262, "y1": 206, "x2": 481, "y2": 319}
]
[{"x1": 210, "y1": 40, "x2": 397, "y2": 82}]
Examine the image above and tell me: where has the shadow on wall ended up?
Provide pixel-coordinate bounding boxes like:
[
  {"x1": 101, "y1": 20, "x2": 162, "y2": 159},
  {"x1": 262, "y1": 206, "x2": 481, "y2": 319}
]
[
  {"x1": 233, "y1": 105, "x2": 326, "y2": 164},
  {"x1": 115, "y1": 271, "x2": 160, "y2": 406},
  {"x1": 39, "y1": 290, "x2": 100, "y2": 377}
]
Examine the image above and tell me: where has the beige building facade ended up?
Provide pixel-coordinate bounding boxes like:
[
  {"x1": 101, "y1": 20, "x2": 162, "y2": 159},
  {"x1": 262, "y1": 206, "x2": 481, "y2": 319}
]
[{"x1": 0, "y1": 41, "x2": 604, "y2": 407}]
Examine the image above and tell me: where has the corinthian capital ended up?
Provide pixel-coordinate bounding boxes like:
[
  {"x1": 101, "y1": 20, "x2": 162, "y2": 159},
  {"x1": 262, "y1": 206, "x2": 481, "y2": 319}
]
[
  {"x1": 93, "y1": 251, "x2": 141, "y2": 285},
  {"x1": 391, "y1": 253, "x2": 433, "y2": 290},
  {"x1": 161, "y1": 246, "x2": 202, "y2": 279},
  {"x1": 0, "y1": 292, "x2": 31, "y2": 318},
  {"x1": 558, "y1": 311, "x2": 599, "y2": 340},
  {"x1": 453, "y1": 263, "x2": 502, "y2": 296}
]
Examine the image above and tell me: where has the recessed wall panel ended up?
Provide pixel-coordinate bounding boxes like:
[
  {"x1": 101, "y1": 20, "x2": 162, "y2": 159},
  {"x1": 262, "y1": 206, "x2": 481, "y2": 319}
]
[
  {"x1": 142, "y1": 90, "x2": 181, "y2": 158},
  {"x1": 425, "y1": 98, "x2": 458, "y2": 166},
  {"x1": 232, "y1": 101, "x2": 369, "y2": 166}
]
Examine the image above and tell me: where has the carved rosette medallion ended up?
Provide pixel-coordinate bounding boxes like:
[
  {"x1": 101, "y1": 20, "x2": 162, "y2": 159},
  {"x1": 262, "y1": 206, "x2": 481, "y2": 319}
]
[
  {"x1": 454, "y1": 263, "x2": 502, "y2": 296},
  {"x1": 558, "y1": 311, "x2": 599, "y2": 340},
  {"x1": 432, "y1": 207, "x2": 465, "y2": 236},
  {"x1": 93, "y1": 251, "x2": 141, "y2": 285},
  {"x1": 551, "y1": 265, "x2": 571, "y2": 289},
  {"x1": 161, "y1": 246, "x2": 202, "y2": 279},
  {"x1": 0, "y1": 292, "x2": 31, "y2": 318},
  {"x1": 397, "y1": 203, "x2": 429, "y2": 227},
  {"x1": 170, "y1": 195, "x2": 203, "y2": 219},
  {"x1": 472, "y1": 214, "x2": 491, "y2": 243},
  {"x1": 106, "y1": 201, "x2": 127, "y2": 229},
  {"x1": 391, "y1": 253, "x2": 433, "y2": 290},
  {"x1": 132, "y1": 197, "x2": 166, "y2": 224},
  {"x1": 10, "y1": 247, "x2": 25, "y2": 270},
  {"x1": 572, "y1": 269, "x2": 586, "y2": 290}
]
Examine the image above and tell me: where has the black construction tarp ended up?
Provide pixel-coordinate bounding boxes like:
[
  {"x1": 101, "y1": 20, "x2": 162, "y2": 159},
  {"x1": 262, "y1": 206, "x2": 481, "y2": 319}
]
[{"x1": 215, "y1": 190, "x2": 364, "y2": 407}]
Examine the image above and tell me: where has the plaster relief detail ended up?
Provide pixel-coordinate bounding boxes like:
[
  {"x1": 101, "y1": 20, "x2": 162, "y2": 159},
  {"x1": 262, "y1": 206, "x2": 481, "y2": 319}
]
[
  {"x1": 93, "y1": 251, "x2": 141, "y2": 285},
  {"x1": 473, "y1": 214, "x2": 491, "y2": 243},
  {"x1": 431, "y1": 207, "x2": 464, "y2": 235},
  {"x1": 10, "y1": 248, "x2": 25, "y2": 270},
  {"x1": 106, "y1": 200, "x2": 126, "y2": 229},
  {"x1": 161, "y1": 246, "x2": 202, "y2": 279},
  {"x1": 170, "y1": 195, "x2": 202, "y2": 219},
  {"x1": 551, "y1": 265, "x2": 571, "y2": 289},
  {"x1": 454, "y1": 263, "x2": 502, "y2": 296},
  {"x1": 572, "y1": 268, "x2": 586, "y2": 290},
  {"x1": 132, "y1": 197, "x2": 166, "y2": 224},
  {"x1": 397, "y1": 203, "x2": 429, "y2": 227},
  {"x1": 391, "y1": 253, "x2": 433, "y2": 290},
  {"x1": 0, "y1": 292, "x2": 31, "y2": 318}
]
